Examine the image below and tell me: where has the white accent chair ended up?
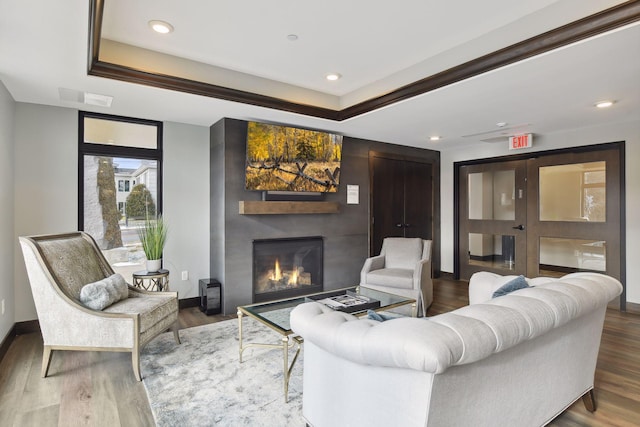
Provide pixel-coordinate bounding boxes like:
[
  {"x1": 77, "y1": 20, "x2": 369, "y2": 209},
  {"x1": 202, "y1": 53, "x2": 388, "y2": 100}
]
[
  {"x1": 360, "y1": 237, "x2": 432, "y2": 316},
  {"x1": 19, "y1": 231, "x2": 181, "y2": 381}
]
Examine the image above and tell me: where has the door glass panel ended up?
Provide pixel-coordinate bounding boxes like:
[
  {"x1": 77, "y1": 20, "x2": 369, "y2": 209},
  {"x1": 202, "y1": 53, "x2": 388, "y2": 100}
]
[
  {"x1": 468, "y1": 233, "x2": 516, "y2": 271},
  {"x1": 468, "y1": 170, "x2": 515, "y2": 220},
  {"x1": 539, "y1": 161, "x2": 606, "y2": 222},
  {"x1": 539, "y1": 237, "x2": 606, "y2": 277}
]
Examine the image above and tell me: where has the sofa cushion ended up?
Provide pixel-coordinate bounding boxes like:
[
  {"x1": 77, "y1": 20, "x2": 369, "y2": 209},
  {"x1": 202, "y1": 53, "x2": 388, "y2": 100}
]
[
  {"x1": 365, "y1": 268, "x2": 413, "y2": 289},
  {"x1": 79, "y1": 273, "x2": 129, "y2": 310},
  {"x1": 104, "y1": 292, "x2": 177, "y2": 333},
  {"x1": 383, "y1": 238, "x2": 423, "y2": 269},
  {"x1": 492, "y1": 275, "x2": 529, "y2": 298}
]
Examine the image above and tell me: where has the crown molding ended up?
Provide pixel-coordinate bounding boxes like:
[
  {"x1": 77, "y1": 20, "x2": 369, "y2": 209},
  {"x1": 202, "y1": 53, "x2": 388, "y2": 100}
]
[{"x1": 88, "y1": 0, "x2": 640, "y2": 121}]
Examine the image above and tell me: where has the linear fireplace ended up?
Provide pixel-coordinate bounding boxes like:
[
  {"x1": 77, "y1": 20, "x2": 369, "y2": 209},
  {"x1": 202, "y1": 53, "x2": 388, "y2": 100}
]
[{"x1": 253, "y1": 236, "x2": 323, "y2": 303}]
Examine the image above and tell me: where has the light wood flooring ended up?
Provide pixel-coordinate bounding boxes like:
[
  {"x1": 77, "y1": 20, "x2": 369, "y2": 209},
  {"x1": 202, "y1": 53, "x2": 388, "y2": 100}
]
[{"x1": 0, "y1": 278, "x2": 638, "y2": 426}]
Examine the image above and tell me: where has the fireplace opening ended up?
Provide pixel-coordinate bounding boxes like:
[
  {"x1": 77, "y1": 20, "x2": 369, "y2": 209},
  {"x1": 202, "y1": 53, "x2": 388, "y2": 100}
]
[{"x1": 253, "y1": 236, "x2": 323, "y2": 303}]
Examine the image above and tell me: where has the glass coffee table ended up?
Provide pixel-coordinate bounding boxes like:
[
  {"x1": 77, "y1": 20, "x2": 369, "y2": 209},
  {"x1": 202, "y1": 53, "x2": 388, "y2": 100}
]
[{"x1": 237, "y1": 286, "x2": 416, "y2": 402}]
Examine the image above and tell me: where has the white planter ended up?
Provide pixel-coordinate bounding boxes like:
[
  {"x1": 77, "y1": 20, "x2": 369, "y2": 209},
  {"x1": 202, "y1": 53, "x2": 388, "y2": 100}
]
[{"x1": 146, "y1": 259, "x2": 162, "y2": 272}]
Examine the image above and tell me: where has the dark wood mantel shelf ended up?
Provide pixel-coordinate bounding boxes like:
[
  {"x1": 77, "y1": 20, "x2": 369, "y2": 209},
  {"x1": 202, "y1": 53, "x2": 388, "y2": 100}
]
[{"x1": 239, "y1": 201, "x2": 340, "y2": 215}]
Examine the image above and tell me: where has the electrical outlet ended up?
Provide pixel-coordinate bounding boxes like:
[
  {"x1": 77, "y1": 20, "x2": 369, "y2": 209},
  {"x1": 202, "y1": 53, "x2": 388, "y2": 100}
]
[{"x1": 181, "y1": 271, "x2": 189, "y2": 281}]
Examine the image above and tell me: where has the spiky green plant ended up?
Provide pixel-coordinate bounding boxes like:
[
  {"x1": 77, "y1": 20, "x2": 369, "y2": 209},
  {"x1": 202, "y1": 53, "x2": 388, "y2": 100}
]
[{"x1": 137, "y1": 215, "x2": 167, "y2": 261}]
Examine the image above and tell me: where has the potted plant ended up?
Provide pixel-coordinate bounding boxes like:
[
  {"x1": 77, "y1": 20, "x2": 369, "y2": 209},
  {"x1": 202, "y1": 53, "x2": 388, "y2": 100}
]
[{"x1": 138, "y1": 214, "x2": 168, "y2": 272}]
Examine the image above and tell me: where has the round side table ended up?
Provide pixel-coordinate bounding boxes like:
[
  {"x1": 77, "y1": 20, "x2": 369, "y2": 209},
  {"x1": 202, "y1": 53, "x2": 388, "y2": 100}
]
[{"x1": 132, "y1": 269, "x2": 170, "y2": 291}]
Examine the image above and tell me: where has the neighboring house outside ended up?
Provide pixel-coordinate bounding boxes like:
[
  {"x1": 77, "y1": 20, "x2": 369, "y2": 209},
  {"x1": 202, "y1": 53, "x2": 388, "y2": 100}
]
[
  {"x1": 114, "y1": 160, "x2": 158, "y2": 218},
  {"x1": 114, "y1": 166, "x2": 136, "y2": 216}
]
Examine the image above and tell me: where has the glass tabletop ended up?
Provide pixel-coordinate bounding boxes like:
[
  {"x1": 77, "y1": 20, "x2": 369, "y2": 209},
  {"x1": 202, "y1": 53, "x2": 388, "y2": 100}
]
[{"x1": 238, "y1": 286, "x2": 415, "y2": 334}]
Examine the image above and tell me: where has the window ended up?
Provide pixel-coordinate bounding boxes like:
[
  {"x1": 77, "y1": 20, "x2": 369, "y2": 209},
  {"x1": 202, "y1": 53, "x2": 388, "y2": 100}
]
[
  {"x1": 539, "y1": 161, "x2": 606, "y2": 222},
  {"x1": 79, "y1": 112, "x2": 163, "y2": 280},
  {"x1": 118, "y1": 180, "x2": 130, "y2": 192},
  {"x1": 582, "y1": 166, "x2": 606, "y2": 221}
]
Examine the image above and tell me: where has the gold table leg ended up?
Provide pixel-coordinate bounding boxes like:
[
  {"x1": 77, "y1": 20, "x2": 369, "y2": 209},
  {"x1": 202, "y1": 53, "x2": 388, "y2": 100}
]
[
  {"x1": 237, "y1": 308, "x2": 244, "y2": 363},
  {"x1": 237, "y1": 309, "x2": 302, "y2": 402},
  {"x1": 282, "y1": 336, "x2": 289, "y2": 401}
]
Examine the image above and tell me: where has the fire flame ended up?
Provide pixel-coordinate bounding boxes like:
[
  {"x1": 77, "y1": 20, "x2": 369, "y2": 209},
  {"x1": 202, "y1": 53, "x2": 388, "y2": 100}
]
[
  {"x1": 271, "y1": 259, "x2": 282, "y2": 281},
  {"x1": 289, "y1": 269, "x2": 298, "y2": 285},
  {"x1": 269, "y1": 258, "x2": 299, "y2": 285}
]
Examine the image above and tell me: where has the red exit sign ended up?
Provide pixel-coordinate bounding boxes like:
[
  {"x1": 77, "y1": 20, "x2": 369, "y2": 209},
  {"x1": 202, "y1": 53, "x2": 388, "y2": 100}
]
[{"x1": 509, "y1": 134, "x2": 533, "y2": 150}]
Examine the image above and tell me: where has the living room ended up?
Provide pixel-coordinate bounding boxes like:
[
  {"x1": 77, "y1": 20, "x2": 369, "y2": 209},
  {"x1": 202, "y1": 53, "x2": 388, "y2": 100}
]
[{"x1": 1, "y1": 1, "x2": 639, "y2": 426}]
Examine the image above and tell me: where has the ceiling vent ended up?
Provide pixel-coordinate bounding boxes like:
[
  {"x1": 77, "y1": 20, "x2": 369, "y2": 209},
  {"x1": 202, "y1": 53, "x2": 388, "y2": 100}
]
[
  {"x1": 462, "y1": 123, "x2": 532, "y2": 143},
  {"x1": 58, "y1": 88, "x2": 113, "y2": 107}
]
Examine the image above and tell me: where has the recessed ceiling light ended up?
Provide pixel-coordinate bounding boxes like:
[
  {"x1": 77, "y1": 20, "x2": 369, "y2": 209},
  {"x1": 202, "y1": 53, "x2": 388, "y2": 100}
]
[
  {"x1": 429, "y1": 136, "x2": 441, "y2": 141},
  {"x1": 287, "y1": 34, "x2": 299, "y2": 41},
  {"x1": 595, "y1": 100, "x2": 614, "y2": 108},
  {"x1": 326, "y1": 73, "x2": 341, "y2": 81},
  {"x1": 149, "y1": 20, "x2": 174, "y2": 34},
  {"x1": 496, "y1": 122, "x2": 508, "y2": 127}
]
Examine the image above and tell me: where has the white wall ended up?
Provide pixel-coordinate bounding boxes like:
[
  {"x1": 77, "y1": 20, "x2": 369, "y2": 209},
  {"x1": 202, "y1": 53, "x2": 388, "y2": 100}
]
[
  {"x1": 0, "y1": 81, "x2": 15, "y2": 340},
  {"x1": 13, "y1": 104, "x2": 210, "y2": 322},
  {"x1": 162, "y1": 121, "x2": 210, "y2": 299},
  {"x1": 13, "y1": 104, "x2": 78, "y2": 322},
  {"x1": 441, "y1": 120, "x2": 640, "y2": 304}
]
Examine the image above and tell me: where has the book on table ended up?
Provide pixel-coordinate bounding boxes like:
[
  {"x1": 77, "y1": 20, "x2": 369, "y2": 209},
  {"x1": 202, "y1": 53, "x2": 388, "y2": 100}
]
[{"x1": 312, "y1": 290, "x2": 381, "y2": 313}]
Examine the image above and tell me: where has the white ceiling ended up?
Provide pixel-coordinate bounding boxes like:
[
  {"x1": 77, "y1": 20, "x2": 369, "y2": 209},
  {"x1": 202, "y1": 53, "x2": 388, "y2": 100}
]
[{"x1": 1, "y1": 0, "x2": 638, "y2": 151}]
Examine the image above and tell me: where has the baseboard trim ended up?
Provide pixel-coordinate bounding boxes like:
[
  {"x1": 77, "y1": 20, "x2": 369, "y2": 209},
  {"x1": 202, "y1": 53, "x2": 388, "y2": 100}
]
[
  {"x1": 437, "y1": 271, "x2": 455, "y2": 281},
  {"x1": 179, "y1": 297, "x2": 200, "y2": 310},
  {"x1": 0, "y1": 319, "x2": 40, "y2": 364},
  {"x1": 626, "y1": 302, "x2": 640, "y2": 315},
  {"x1": 15, "y1": 319, "x2": 41, "y2": 335},
  {"x1": 0, "y1": 324, "x2": 17, "y2": 364}
]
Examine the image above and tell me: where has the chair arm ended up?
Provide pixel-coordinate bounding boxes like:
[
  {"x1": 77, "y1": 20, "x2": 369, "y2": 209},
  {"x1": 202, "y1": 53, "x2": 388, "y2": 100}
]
[
  {"x1": 360, "y1": 255, "x2": 385, "y2": 284},
  {"x1": 128, "y1": 286, "x2": 179, "y2": 299},
  {"x1": 414, "y1": 258, "x2": 433, "y2": 309},
  {"x1": 37, "y1": 292, "x2": 137, "y2": 348},
  {"x1": 413, "y1": 258, "x2": 431, "y2": 288}
]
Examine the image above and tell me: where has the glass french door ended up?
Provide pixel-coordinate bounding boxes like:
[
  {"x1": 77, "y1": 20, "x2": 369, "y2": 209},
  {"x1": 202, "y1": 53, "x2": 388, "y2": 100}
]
[
  {"x1": 525, "y1": 149, "x2": 621, "y2": 285},
  {"x1": 458, "y1": 144, "x2": 623, "y2": 307},
  {"x1": 459, "y1": 160, "x2": 527, "y2": 279}
]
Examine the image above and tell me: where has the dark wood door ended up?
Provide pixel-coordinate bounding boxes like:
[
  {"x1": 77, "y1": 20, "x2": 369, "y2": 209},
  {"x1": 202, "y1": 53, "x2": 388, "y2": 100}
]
[
  {"x1": 371, "y1": 157, "x2": 404, "y2": 251},
  {"x1": 456, "y1": 144, "x2": 624, "y2": 308},
  {"x1": 404, "y1": 160, "x2": 433, "y2": 239},
  {"x1": 371, "y1": 156, "x2": 433, "y2": 255}
]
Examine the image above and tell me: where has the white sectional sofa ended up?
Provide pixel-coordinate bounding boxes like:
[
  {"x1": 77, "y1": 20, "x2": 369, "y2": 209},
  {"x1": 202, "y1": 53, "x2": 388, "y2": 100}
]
[{"x1": 290, "y1": 273, "x2": 622, "y2": 427}]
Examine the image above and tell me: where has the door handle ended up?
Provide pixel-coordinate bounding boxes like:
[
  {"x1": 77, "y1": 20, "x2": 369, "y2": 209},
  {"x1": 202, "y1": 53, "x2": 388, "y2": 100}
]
[
  {"x1": 396, "y1": 223, "x2": 403, "y2": 228},
  {"x1": 512, "y1": 224, "x2": 525, "y2": 230},
  {"x1": 405, "y1": 223, "x2": 411, "y2": 228}
]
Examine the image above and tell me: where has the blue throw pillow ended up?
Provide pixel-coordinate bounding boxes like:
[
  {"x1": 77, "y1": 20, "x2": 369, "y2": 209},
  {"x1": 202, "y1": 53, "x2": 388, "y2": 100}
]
[
  {"x1": 367, "y1": 310, "x2": 400, "y2": 321},
  {"x1": 492, "y1": 275, "x2": 529, "y2": 298}
]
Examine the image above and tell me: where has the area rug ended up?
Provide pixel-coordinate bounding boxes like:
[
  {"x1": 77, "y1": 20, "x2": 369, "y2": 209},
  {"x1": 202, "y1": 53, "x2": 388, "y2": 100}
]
[{"x1": 140, "y1": 318, "x2": 304, "y2": 426}]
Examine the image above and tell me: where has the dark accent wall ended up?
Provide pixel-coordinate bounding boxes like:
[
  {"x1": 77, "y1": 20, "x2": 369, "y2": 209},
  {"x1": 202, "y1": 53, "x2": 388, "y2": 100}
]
[{"x1": 210, "y1": 118, "x2": 440, "y2": 315}]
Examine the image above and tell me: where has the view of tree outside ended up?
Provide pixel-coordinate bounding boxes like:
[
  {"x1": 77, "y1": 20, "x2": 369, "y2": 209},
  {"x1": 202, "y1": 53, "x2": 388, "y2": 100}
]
[
  {"x1": 126, "y1": 183, "x2": 156, "y2": 219},
  {"x1": 97, "y1": 157, "x2": 123, "y2": 249},
  {"x1": 83, "y1": 155, "x2": 159, "y2": 277}
]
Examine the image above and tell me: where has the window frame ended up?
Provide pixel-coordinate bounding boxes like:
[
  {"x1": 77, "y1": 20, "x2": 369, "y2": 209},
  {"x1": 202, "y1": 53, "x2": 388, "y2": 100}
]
[
  {"x1": 78, "y1": 111, "x2": 163, "y2": 231},
  {"x1": 581, "y1": 167, "x2": 606, "y2": 221}
]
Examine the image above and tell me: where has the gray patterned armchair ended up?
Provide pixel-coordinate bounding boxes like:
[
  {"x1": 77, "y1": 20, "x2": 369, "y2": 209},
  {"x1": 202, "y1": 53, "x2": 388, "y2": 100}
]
[{"x1": 19, "y1": 231, "x2": 180, "y2": 381}]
